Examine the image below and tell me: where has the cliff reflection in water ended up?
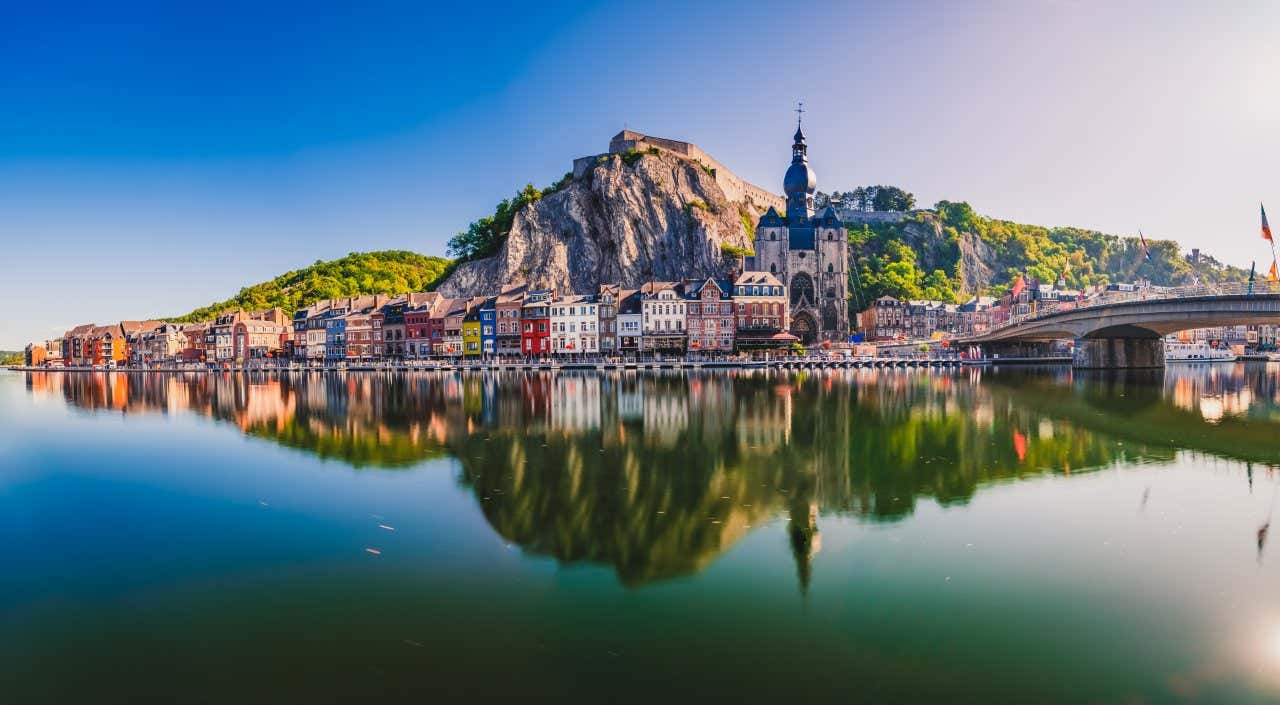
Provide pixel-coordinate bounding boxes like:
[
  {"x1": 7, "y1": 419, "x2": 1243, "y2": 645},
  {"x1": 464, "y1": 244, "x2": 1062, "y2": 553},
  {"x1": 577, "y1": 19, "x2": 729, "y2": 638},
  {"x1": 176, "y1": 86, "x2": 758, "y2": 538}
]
[{"x1": 26, "y1": 365, "x2": 1280, "y2": 586}]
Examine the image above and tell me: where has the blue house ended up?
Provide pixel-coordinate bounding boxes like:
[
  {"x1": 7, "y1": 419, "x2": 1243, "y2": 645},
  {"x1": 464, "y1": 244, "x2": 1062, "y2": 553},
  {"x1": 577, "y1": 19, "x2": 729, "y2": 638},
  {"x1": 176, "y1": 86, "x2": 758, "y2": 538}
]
[
  {"x1": 479, "y1": 297, "x2": 498, "y2": 357},
  {"x1": 324, "y1": 302, "x2": 351, "y2": 361}
]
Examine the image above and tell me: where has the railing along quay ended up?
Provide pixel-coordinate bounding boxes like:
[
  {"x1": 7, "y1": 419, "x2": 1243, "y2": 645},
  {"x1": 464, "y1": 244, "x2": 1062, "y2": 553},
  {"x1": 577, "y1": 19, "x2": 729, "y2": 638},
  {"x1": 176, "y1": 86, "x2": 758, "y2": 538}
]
[{"x1": 8, "y1": 356, "x2": 972, "y2": 374}]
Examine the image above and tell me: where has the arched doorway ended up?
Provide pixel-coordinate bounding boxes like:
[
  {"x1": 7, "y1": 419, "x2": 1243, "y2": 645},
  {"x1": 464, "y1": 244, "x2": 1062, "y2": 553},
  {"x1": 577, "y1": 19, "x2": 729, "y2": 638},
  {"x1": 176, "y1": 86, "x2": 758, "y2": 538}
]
[
  {"x1": 789, "y1": 273, "x2": 814, "y2": 307},
  {"x1": 791, "y1": 311, "x2": 817, "y2": 345}
]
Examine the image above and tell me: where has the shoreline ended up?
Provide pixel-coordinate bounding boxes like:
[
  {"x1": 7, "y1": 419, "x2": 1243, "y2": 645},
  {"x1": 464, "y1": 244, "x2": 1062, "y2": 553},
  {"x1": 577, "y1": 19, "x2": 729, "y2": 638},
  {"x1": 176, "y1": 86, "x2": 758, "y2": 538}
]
[{"x1": 3, "y1": 356, "x2": 1011, "y2": 374}]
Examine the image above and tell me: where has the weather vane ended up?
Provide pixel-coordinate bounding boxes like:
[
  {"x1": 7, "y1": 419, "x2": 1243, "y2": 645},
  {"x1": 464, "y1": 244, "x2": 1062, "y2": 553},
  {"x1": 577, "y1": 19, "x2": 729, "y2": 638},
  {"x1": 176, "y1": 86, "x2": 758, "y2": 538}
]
[{"x1": 795, "y1": 101, "x2": 805, "y2": 125}]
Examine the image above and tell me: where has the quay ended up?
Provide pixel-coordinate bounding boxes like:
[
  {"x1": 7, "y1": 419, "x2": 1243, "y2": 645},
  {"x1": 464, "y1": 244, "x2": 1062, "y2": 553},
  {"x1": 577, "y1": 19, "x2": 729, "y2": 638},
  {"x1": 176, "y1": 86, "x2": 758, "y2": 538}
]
[{"x1": 7, "y1": 356, "x2": 988, "y2": 374}]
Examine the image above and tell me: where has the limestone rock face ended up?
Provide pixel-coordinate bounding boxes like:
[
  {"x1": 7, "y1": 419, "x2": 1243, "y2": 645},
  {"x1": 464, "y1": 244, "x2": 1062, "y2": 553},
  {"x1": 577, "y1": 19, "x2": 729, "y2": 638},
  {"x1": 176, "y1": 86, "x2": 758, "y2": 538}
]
[{"x1": 437, "y1": 152, "x2": 771, "y2": 297}]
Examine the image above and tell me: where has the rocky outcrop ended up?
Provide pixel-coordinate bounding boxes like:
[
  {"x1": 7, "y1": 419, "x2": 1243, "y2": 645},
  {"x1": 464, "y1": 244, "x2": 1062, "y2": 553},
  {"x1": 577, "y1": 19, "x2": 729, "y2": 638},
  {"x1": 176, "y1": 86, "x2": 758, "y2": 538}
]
[{"x1": 438, "y1": 151, "x2": 772, "y2": 297}]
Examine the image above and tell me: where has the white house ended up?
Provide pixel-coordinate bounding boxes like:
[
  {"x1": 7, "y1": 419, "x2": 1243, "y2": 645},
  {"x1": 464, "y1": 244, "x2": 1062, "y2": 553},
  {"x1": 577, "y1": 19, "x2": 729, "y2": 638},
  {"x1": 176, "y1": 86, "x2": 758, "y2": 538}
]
[
  {"x1": 550, "y1": 294, "x2": 599, "y2": 354},
  {"x1": 641, "y1": 282, "x2": 686, "y2": 352}
]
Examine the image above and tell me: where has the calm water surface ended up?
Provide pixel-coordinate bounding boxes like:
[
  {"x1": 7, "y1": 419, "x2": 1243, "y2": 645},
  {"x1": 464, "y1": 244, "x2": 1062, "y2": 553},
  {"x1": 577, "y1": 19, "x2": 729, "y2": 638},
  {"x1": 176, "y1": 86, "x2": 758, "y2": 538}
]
[{"x1": 3, "y1": 366, "x2": 1280, "y2": 703}]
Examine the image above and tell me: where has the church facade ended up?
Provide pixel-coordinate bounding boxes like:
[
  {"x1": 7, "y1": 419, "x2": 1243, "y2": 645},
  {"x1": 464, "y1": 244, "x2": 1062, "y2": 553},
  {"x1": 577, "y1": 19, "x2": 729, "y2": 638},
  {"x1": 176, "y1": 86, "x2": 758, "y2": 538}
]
[{"x1": 751, "y1": 125, "x2": 850, "y2": 344}]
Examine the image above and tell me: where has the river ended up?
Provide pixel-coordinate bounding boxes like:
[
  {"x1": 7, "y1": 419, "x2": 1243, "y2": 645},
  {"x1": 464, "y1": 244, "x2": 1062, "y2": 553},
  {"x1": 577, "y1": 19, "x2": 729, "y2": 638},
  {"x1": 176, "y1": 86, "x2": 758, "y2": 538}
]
[{"x1": 2, "y1": 365, "x2": 1280, "y2": 703}]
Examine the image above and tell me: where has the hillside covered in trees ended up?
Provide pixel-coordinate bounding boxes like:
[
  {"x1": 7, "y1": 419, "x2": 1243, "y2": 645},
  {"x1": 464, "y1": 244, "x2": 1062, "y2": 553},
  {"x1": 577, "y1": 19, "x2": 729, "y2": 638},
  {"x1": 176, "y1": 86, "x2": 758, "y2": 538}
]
[
  {"x1": 846, "y1": 199, "x2": 1246, "y2": 308},
  {"x1": 169, "y1": 251, "x2": 452, "y2": 322}
]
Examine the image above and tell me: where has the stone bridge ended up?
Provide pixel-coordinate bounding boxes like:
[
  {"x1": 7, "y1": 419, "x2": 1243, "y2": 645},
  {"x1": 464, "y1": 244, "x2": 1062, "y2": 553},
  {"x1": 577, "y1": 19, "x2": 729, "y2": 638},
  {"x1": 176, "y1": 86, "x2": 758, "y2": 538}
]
[{"x1": 963, "y1": 284, "x2": 1280, "y2": 367}]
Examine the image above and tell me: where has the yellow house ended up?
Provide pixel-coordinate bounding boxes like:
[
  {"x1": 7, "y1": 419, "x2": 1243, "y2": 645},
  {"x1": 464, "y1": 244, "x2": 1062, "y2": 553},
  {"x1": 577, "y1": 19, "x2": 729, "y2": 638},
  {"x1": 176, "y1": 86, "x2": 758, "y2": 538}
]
[{"x1": 462, "y1": 304, "x2": 483, "y2": 357}]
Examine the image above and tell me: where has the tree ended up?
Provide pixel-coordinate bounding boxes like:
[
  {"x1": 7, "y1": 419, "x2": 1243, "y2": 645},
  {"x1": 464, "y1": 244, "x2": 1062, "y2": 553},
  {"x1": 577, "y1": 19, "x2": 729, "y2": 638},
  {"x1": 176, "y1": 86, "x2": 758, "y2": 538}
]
[
  {"x1": 821, "y1": 185, "x2": 916, "y2": 212},
  {"x1": 871, "y1": 185, "x2": 916, "y2": 212}
]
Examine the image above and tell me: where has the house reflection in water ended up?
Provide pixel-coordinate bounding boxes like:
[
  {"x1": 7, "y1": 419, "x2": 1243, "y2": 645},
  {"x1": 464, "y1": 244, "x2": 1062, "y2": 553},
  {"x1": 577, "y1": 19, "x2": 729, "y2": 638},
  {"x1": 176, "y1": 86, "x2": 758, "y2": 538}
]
[{"x1": 27, "y1": 365, "x2": 1280, "y2": 591}]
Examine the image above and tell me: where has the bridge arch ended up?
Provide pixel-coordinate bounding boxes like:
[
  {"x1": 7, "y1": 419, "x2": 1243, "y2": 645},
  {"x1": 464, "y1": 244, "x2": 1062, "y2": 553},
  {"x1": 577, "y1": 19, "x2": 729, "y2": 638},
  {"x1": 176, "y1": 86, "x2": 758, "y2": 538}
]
[{"x1": 1083, "y1": 324, "x2": 1161, "y2": 340}]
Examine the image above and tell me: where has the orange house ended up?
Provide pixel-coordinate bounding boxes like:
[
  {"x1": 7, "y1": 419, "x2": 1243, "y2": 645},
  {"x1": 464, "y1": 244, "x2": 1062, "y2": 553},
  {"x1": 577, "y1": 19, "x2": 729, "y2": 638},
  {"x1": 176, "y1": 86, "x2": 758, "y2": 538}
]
[{"x1": 86, "y1": 326, "x2": 128, "y2": 365}]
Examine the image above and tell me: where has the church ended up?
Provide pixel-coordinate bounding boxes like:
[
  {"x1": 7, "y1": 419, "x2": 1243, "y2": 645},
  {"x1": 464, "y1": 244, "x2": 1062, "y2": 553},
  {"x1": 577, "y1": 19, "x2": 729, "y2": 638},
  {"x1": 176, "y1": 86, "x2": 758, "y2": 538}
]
[{"x1": 750, "y1": 122, "x2": 850, "y2": 344}]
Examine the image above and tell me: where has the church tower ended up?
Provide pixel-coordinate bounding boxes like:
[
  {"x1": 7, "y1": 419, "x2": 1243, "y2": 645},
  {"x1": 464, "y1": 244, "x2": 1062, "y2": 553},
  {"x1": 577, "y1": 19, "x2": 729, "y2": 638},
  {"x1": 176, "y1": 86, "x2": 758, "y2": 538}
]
[{"x1": 751, "y1": 113, "x2": 850, "y2": 344}]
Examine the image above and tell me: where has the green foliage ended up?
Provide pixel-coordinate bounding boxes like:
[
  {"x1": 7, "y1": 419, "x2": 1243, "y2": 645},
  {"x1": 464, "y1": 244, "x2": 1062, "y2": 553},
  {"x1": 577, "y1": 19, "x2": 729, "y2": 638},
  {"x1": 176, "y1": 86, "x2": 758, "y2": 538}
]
[
  {"x1": 167, "y1": 251, "x2": 452, "y2": 323},
  {"x1": 2, "y1": 351, "x2": 23, "y2": 366},
  {"x1": 848, "y1": 201, "x2": 1247, "y2": 310},
  {"x1": 620, "y1": 148, "x2": 645, "y2": 167},
  {"x1": 817, "y1": 185, "x2": 916, "y2": 212},
  {"x1": 852, "y1": 231, "x2": 961, "y2": 303},
  {"x1": 684, "y1": 199, "x2": 707, "y2": 214},
  {"x1": 738, "y1": 207, "x2": 756, "y2": 240},
  {"x1": 448, "y1": 182, "x2": 552, "y2": 262},
  {"x1": 934, "y1": 200, "x2": 981, "y2": 233},
  {"x1": 720, "y1": 243, "x2": 755, "y2": 258}
]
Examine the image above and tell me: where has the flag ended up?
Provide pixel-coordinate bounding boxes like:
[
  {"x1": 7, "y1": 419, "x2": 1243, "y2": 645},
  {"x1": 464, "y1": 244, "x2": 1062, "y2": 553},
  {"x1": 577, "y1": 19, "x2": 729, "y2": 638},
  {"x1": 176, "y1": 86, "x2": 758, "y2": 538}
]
[
  {"x1": 1264, "y1": 203, "x2": 1273, "y2": 243},
  {"x1": 1138, "y1": 230, "x2": 1151, "y2": 261},
  {"x1": 1269, "y1": 261, "x2": 1278, "y2": 282}
]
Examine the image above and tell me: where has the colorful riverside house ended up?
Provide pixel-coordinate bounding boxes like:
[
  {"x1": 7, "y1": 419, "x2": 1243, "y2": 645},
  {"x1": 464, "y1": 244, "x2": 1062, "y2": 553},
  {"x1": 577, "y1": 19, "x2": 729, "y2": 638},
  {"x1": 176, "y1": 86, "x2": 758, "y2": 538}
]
[
  {"x1": 323, "y1": 300, "x2": 351, "y2": 361},
  {"x1": 479, "y1": 296, "x2": 498, "y2": 356},
  {"x1": 292, "y1": 300, "x2": 328, "y2": 361},
  {"x1": 234, "y1": 309, "x2": 290, "y2": 360},
  {"x1": 640, "y1": 281, "x2": 686, "y2": 353},
  {"x1": 732, "y1": 271, "x2": 794, "y2": 351},
  {"x1": 684, "y1": 278, "x2": 735, "y2": 353},
  {"x1": 551, "y1": 294, "x2": 598, "y2": 355},
  {"x1": 597, "y1": 284, "x2": 619, "y2": 355},
  {"x1": 62, "y1": 324, "x2": 96, "y2": 365},
  {"x1": 617, "y1": 289, "x2": 643, "y2": 355},
  {"x1": 494, "y1": 284, "x2": 527, "y2": 356},
  {"x1": 440, "y1": 298, "x2": 469, "y2": 357},
  {"x1": 25, "y1": 344, "x2": 48, "y2": 366},
  {"x1": 86, "y1": 325, "x2": 129, "y2": 366},
  {"x1": 423, "y1": 295, "x2": 451, "y2": 357},
  {"x1": 462, "y1": 298, "x2": 484, "y2": 357},
  {"x1": 521, "y1": 290, "x2": 554, "y2": 356},
  {"x1": 403, "y1": 293, "x2": 441, "y2": 358},
  {"x1": 377, "y1": 295, "x2": 406, "y2": 360},
  {"x1": 181, "y1": 323, "x2": 208, "y2": 362}
]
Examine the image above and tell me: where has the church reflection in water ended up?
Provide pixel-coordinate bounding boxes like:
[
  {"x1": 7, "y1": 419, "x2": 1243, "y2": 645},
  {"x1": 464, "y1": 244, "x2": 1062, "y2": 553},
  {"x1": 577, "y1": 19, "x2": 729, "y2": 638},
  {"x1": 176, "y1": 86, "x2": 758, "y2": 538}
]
[{"x1": 25, "y1": 365, "x2": 1280, "y2": 589}]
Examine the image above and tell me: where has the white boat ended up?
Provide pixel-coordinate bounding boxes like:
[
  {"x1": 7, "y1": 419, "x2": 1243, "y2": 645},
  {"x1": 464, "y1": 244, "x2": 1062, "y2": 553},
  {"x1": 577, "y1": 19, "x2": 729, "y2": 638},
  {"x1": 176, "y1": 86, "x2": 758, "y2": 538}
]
[{"x1": 1164, "y1": 341, "x2": 1237, "y2": 363}]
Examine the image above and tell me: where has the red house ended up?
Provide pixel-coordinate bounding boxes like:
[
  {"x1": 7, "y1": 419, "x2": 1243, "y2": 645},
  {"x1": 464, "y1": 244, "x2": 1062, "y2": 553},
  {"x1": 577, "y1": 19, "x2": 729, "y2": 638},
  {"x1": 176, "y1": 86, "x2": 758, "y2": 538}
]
[{"x1": 520, "y1": 289, "x2": 554, "y2": 357}]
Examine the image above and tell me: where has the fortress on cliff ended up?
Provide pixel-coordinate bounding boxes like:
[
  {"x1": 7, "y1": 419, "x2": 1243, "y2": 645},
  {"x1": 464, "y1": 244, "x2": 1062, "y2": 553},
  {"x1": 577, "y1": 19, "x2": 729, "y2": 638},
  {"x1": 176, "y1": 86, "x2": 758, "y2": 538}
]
[{"x1": 573, "y1": 131, "x2": 786, "y2": 213}]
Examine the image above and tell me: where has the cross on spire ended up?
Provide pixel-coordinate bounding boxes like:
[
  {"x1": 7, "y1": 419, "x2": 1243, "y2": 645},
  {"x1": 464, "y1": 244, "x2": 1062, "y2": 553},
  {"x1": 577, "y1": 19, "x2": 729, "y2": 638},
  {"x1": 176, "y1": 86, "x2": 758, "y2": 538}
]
[{"x1": 795, "y1": 101, "x2": 805, "y2": 126}]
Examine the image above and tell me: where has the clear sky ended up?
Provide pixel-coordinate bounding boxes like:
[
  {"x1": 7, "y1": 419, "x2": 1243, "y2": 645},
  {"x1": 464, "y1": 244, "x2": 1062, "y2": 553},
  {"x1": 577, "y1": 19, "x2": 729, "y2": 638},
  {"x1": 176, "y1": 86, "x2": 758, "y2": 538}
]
[{"x1": 3, "y1": 0, "x2": 1279, "y2": 349}]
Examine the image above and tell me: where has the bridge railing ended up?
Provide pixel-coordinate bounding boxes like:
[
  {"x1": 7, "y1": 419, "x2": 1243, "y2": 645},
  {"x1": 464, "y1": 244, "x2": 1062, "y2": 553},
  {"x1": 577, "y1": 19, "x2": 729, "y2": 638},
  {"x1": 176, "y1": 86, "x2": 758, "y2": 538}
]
[{"x1": 982, "y1": 281, "x2": 1280, "y2": 335}]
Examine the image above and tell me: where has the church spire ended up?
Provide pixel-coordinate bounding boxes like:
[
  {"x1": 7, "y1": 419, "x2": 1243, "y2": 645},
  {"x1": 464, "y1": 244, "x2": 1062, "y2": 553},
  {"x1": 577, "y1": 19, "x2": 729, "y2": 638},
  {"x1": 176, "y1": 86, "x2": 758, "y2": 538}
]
[
  {"x1": 792, "y1": 102, "x2": 807, "y2": 162},
  {"x1": 783, "y1": 103, "x2": 816, "y2": 221}
]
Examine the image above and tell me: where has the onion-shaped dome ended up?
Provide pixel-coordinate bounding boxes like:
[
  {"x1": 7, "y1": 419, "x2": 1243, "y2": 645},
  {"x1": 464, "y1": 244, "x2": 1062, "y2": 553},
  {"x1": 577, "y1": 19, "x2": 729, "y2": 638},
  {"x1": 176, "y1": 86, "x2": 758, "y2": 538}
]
[{"x1": 784, "y1": 161, "x2": 817, "y2": 197}]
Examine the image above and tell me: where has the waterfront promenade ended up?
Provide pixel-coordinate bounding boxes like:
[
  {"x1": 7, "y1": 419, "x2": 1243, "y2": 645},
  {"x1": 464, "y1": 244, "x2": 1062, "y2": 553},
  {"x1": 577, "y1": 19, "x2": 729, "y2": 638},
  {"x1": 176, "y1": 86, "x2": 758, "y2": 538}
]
[{"x1": 7, "y1": 355, "x2": 977, "y2": 375}]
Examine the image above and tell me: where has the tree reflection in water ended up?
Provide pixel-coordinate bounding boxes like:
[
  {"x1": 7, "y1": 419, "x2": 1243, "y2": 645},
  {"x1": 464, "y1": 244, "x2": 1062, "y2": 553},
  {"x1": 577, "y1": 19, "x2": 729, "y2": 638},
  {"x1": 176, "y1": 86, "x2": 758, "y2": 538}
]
[{"x1": 26, "y1": 364, "x2": 1280, "y2": 588}]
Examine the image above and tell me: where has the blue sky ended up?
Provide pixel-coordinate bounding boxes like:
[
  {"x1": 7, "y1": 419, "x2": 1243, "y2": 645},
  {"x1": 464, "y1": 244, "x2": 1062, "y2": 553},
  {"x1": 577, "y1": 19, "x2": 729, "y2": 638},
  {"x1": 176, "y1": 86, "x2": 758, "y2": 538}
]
[{"x1": 3, "y1": 0, "x2": 1279, "y2": 348}]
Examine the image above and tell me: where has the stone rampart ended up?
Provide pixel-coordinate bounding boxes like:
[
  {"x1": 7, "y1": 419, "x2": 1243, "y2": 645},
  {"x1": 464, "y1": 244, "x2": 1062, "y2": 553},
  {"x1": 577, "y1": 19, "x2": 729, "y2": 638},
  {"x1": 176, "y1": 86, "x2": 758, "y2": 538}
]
[{"x1": 573, "y1": 131, "x2": 785, "y2": 213}]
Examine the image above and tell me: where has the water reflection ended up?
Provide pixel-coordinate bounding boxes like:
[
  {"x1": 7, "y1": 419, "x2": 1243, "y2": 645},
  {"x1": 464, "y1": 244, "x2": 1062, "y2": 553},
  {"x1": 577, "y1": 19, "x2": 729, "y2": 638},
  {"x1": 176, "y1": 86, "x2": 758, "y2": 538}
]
[{"x1": 24, "y1": 365, "x2": 1280, "y2": 586}]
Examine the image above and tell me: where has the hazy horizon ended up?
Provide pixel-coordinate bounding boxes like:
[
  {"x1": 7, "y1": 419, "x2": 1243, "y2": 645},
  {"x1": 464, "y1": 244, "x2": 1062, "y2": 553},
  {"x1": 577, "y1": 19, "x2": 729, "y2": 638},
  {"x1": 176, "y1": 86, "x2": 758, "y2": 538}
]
[{"x1": 4, "y1": 0, "x2": 1279, "y2": 348}]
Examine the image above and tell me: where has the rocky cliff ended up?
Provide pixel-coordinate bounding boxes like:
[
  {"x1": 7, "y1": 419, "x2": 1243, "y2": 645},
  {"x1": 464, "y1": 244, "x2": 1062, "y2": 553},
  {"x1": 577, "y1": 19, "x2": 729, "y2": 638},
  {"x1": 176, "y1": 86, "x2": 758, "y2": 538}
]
[{"x1": 437, "y1": 151, "x2": 772, "y2": 296}]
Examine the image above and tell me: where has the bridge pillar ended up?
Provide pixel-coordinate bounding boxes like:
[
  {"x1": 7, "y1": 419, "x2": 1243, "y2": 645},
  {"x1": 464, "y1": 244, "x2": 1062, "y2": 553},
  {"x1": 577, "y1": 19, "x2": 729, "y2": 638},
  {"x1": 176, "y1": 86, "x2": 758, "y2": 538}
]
[{"x1": 1072, "y1": 338, "x2": 1164, "y2": 369}]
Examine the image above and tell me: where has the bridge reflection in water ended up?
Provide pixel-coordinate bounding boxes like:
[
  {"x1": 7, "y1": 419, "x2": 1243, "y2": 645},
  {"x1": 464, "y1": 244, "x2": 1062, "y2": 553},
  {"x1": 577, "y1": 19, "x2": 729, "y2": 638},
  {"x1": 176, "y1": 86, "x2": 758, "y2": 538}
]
[{"x1": 24, "y1": 365, "x2": 1280, "y2": 588}]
